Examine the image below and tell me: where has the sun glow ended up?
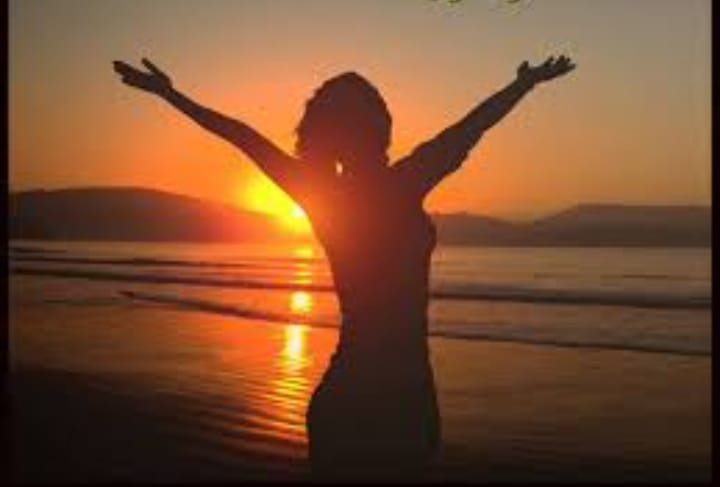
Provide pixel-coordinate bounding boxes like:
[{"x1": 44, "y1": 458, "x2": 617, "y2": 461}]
[
  {"x1": 284, "y1": 204, "x2": 311, "y2": 233},
  {"x1": 240, "y1": 178, "x2": 311, "y2": 233}
]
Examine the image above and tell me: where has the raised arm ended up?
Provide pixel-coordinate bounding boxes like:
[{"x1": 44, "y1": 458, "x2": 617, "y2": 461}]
[
  {"x1": 395, "y1": 55, "x2": 575, "y2": 197},
  {"x1": 113, "y1": 58, "x2": 306, "y2": 200}
]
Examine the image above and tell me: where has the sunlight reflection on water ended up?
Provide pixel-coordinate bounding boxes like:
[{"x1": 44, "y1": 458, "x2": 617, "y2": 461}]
[
  {"x1": 271, "y1": 324, "x2": 312, "y2": 437},
  {"x1": 289, "y1": 291, "x2": 314, "y2": 314}
]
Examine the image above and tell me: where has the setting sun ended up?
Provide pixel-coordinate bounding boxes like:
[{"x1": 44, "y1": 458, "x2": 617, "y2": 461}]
[
  {"x1": 285, "y1": 204, "x2": 311, "y2": 232},
  {"x1": 240, "y1": 177, "x2": 311, "y2": 233},
  {"x1": 291, "y1": 205, "x2": 306, "y2": 219}
]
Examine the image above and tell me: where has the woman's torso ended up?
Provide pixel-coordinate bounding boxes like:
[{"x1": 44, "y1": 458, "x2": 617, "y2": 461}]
[
  {"x1": 302, "y1": 166, "x2": 441, "y2": 468},
  {"x1": 302, "y1": 167, "x2": 437, "y2": 363}
]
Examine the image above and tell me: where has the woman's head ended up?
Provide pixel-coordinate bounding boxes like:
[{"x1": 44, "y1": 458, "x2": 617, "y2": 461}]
[{"x1": 296, "y1": 72, "x2": 391, "y2": 174}]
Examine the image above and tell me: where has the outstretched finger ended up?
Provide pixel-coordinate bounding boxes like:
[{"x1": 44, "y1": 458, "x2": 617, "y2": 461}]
[
  {"x1": 142, "y1": 58, "x2": 167, "y2": 78},
  {"x1": 555, "y1": 62, "x2": 575, "y2": 77},
  {"x1": 113, "y1": 60, "x2": 137, "y2": 76}
]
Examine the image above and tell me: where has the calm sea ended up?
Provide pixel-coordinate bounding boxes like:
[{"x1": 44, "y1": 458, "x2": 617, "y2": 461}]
[{"x1": 9, "y1": 240, "x2": 711, "y2": 357}]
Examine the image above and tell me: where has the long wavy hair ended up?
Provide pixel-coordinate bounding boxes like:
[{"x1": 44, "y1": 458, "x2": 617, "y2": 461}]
[{"x1": 295, "y1": 72, "x2": 392, "y2": 172}]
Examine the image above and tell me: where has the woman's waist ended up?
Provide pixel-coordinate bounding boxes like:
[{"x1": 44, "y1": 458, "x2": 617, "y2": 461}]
[
  {"x1": 336, "y1": 313, "x2": 428, "y2": 349},
  {"x1": 333, "y1": 327, "x2": 431, "y2": 369},
  {"x1": 338, "y1": 294, "x2": 430, "y2": 321},
  {"x1": 324, "y1": 344, "x2": 435, "y2": 389},
  {"x1": 333, "y1": 264, "x2": 431, "y2": 303}
]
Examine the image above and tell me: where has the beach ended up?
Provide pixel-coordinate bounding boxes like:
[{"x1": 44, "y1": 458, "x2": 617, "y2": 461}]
[
  {"x1": 9, "y1": 0, "x2": 713, "y2": 480},
  {"x1": 10, "y1": 263, "x2": 711, "y2": 482}
]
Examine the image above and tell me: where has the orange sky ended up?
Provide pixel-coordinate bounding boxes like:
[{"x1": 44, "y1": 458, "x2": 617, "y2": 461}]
[{"x1": 9, "y1": 0, "x2": 711, "y2": 223}]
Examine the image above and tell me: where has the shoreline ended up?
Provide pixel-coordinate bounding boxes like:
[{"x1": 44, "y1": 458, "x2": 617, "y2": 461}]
[
  {"x1": 10, "y1": 275, "x2": 711, "y2": 483},
  {"x1": 11, "y1": 339, "x2": 710, "y2": 483}
]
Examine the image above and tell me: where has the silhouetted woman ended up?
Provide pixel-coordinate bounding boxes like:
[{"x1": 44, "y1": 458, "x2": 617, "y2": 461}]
[{"x1": 114, "y1": 55, "x2": 574, "y2": 480}]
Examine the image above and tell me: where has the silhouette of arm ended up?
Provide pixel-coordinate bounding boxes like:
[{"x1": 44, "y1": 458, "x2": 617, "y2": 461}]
[
  {"x1": 162, "y1": 88, "x2": 304, "y2": 193},
  {"x1": 114, "y1": 59, "x2": 305, "y2": 199},
  {"x1": 395, "y1": 56, "x2": 575, "y2": 197}
]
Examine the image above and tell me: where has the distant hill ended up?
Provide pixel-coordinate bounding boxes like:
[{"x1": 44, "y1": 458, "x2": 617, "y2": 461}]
[
  {"x1": 432, "y1": 212, "x2": 524, "y2": 245},
  {"x1": 522, "y1": 204, "x2": 712, "y2": 247},
  {"x1": 8, "y1": 187, "x2": 712, "y2": 247},
  {"x1": 8, "y1": 187, "x2": 288, "y2": 242},
  {"x1": 434, "y1": 204, "x2": 711, "y2": 247}
]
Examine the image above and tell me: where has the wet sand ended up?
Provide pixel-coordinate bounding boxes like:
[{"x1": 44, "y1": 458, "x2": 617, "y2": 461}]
[{"x1": 10, "y1": 275, "x2": 711, "y2": 483}]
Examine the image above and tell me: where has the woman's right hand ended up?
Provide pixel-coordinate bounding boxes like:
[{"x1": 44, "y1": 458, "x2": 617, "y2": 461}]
[{"x1": 113, "y1": 58, "x2": 173, "y2": 96}]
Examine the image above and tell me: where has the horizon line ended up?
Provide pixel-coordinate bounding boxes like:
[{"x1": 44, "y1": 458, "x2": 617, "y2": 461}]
[{"x1": 8, "y1": 184, "x2": 712, "y2": 223}]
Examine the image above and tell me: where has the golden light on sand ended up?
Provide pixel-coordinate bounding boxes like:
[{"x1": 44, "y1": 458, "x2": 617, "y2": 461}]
[
  {"x1": 282, "y1": 324, "x2": 309, "y2": 362},
  {"x1": 289, "y1": 291, "x2": 313, "y2": 314},
  {"x1": 273, "y1": 323, "x2": 312, "y2": 426},
  {"x1": 261, "y1": 321, "x2": 311, "y2": 436}
]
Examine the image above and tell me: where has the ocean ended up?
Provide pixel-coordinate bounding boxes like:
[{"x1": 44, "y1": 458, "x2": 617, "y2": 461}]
[
  {"x1": 9, "y1": 240, "x2": 712, "y2": 482},
  {"x1": 10, "y1": 240, "x2": 711, "y2": 356}
]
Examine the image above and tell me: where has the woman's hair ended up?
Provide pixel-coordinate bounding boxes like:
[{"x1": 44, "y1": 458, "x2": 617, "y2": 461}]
[{"x1": 295, "y1": 72, "x2": 391, "y2": 170}]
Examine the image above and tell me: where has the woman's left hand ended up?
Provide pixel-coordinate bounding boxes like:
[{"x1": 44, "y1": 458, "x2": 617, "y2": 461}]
[{"x1": 517, "y1": 55, "x2": 576, "y2": 86}]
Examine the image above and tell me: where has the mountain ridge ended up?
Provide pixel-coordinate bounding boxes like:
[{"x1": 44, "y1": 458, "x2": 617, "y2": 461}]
[{"x1": 9, "y1": 187, "x2": 711, "y2": 247}]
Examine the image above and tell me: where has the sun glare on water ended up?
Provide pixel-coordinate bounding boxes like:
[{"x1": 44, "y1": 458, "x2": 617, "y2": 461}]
[
  {"x1": 289, "y1": 291, "x2": 314, "y2": 315},
  {"x1": 282, "y1": 324, "x2": 308, "y2": 361}
]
